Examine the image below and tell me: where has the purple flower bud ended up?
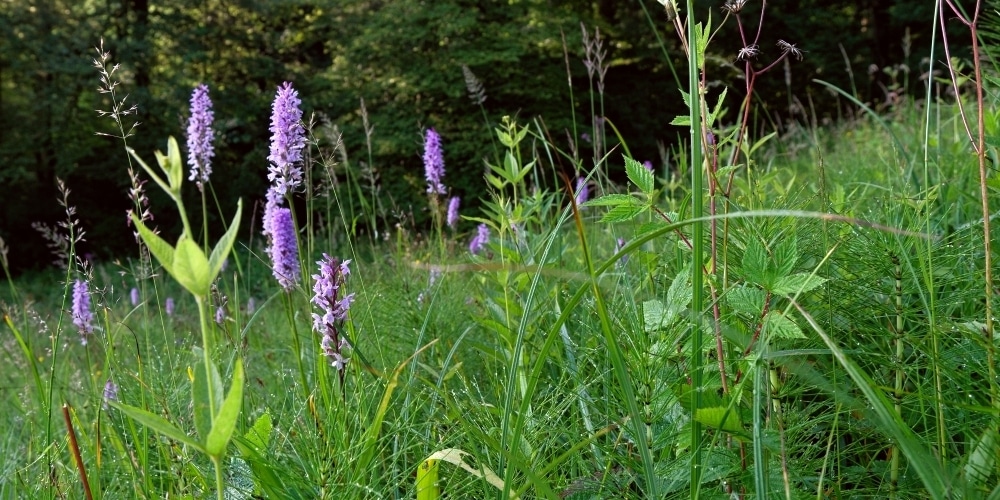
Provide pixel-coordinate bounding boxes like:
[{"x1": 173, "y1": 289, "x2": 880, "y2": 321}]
[
  {"x1": 575, "y1": 177, "x2": 589, "y2": 205},
  {"x1": 446, "y1": 196, "x2": 461, "y2": 229},
  {"x1": 469, "y1": 223, "x2": 490, "y2": 255},
  {"x1": 312, "y1": 254, "x2": 354, "y2": 372},
  {"x1": 268, "y1": 82, "x2": 306, "y2": 197},
  {"x1": 423, "y1": 128, "x2": 446, "y2": 195},
  {"x1": 164, "y1": 297, "x2": 175, "y2": 316},
  {"x1": 643, "y1": 160, "x2": 654, "y2": 172},
  {"x1": 215, "y1": 306, "x2": 225, "y2": 325},
  {"x1": 72, "y1": 279, "x2": 94, "y2": 344},
  {"x1": 263, "y1": 195, "x2": 300, "y2": 291},
  {"x1": 103, "y1": 379, "x2": 118, "y2": 409},
  {"x1": 130, "y1": 287, "x2": 140, "y2": 306},
  {"x1": 186, "y1": 84, "x2": 215, "y2": 188},
  {"x1": 706, "y1": 132, "x2": 716, "y2": 146}
]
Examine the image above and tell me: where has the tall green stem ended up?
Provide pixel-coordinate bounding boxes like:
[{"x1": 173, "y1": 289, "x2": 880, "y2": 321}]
[{"x1": 687, "y1": 1, "x2": 705, "y2": 497}]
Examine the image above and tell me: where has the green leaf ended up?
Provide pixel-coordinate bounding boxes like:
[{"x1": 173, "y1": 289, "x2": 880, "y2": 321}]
[
  {"x1": 762, "y1": 311, "x2": 805, "y2": 340},
  {"x1": 110, "y1": 402, "x2": 205, "y2": 453},
  {"x1": 206, "y1": 360, "x2": 245, "y2": 457},
  {"x1": 208, "y1": 199, "x2": 242, "y2": 284},
  {"x1": 747, "y1": 131, "x2": 778, "y2": 157},
  {"x1": 670, "y1": 115, "x2": 691, "y2": 126},
  {"x1": 193, "y1": 357, "x2": 224, "y2": 442},
  {"x1": 715, "y1": 164, "x2": 741, "y2": 180},
  {"x1": 771, "y1": 273, "x2": 827, "y2": 296},
  {"x1": 726, "y1": 284, "x2": 766, "y2": 317},
  {"x1": 741, "y1": 242, "x2": 768, "y2": 285},
  {"x1": 599, "y1": 204, "x2": 646, "y2": 223},
  {"x1": 581, "y1": 194, "x2": 640, "y2": 207},
  {"x1": 128, "y1": 147, "x2": 172, "y2": 198},
  {"x1": 131, "y1": 214, "x2": 175, "y2": 277},
  {"x1": 173, "y1": 237, "x2": 211, "y2": 298},
  {"x1": 243, "y1": 412, "x2": 272, "y2": 454},
  {"x1": 707, "y1": 87, "x2": 728, "y2": 127},
  {"x1": 695, "y1": 406, "x2": 743, "y2": 434},
  {"x1": 772, "y1": 237, "x2": 798, "y2": 278},
  {"x1": 496, "y1": 127, "x2": 513, "y2": 148},
  {"x1": 624, "y1": 155, "x2": 655, "y2": 195},
  {"x1": 665, "y1": 266, "x2": 693, "y2": 312}
]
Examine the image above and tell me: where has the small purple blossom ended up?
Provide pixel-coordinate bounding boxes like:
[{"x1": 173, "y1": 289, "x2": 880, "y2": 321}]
[
  {"x1": 268, "y1": 82, "x2": 306, "y2": 197},
  {"x1": 643, "y1": 160, "x2": 654, "y2": 172},
  {"x1": 446, "y1": 196, "x2": 461, "y2": 229},
  {"x1": 575, "y1": 177, "x2": 589, "y2": 205},
  {"x1": 130, "y1": 287, "x2": 140, "y2": 306},
  {"x1": 311, "y1": 254, "x2": 354, "y2": 373},
  {"x1": 186, "y1": 84, "x2": 215, "y2": 188},
  {"x1": 72, "y1": 279, "x2": 94, "y2": 344},
  {"x1": 215, "y1": 306, "x2": 225, "y2": 325},
  {"x1": 103, "y1": 379, "x2": 118, "y2": 409},
  {"x1": 164, "y1": 297, "x2": 175, "y2": 316},
  {"x1": 263, "y1": 195, "x2": 300, "y2": 291},
  {"x1": 423, "y1": 128, "x2": 446, "y2": 195},
  {"x1": 469, "y1": 223, "x2": 490, "y2": 255}
]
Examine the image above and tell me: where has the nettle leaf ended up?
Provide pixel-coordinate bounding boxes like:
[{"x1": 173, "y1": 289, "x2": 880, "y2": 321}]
[
  {"x1": 666, "y1": 266, "x2": 693, "y2": 312},
  {"x1": 695, "y1": 406, "x2": 744, "y2": 435},
  {"x1": 741, "y1": 242, "x2": 768, "y2": 285},
  {"x1": 726, "y1": 284, "x2": 766, "y2": 317},
  {"x1": 644, "y1": 300, "x2": 670, "y2": 332},
  {"x1": 772, "y1": 273, "x2": 827, "y2": 296},
  {"x1": 582, "y1": 194, "x2": 638, "y2": 207},
  {"x1": 763, "y1": 311, "x2": 806, "y2": 340},
  {"x1": 624, "y1": 155, "x2": 655, "y2": 195},
  {"x1": 773, "y1": 236, "x2": 798, "y2": 278},
  {"x1": 599, "y1": 204, "x2": 646, "y2": 223}
]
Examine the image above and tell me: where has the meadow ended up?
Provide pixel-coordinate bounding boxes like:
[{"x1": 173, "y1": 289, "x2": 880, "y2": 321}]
[{"x1": 2, "y1": 2, "x2": 1000, "y2": 499}]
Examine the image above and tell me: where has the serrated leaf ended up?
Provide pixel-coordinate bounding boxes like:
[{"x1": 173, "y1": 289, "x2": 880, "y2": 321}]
[
  {"x1": 599, "y1": 204, "x2": 646, "y2": 223},
  {"x1": 644, "y1": 300, "x2": 669, "y2": 332},
  {"x1": 666, "y1": 266, "x2": 693, "y2": 312},
  {"x1": 206, "y1": 360, "x2": 245, "y2": 457},
  {"x1": 715, "y1": 164, "x2": 741, "y2": 180},
  {"x1": 695, "y1": 406, "x2": 743, "y2": 434},
  {"x1": 582, "y1": 194, "x2": 641, "y2": 207},
  {"x1": 741, "y1": 242, "x2": 768, "y2": 285},
  {"x1": 708, "y1": 87, "x2": 728, "y2": 127},
  {"x1": 727, "y1": 284, "x2": 766, "y2": 316},
  {"x1": 208, "y1": 199, "x2": 242, "y2": 283},
  {"x1": 110, "y1": 402, "x2": 205, "y2": 453},
  {"x1": 671, "y1": 116, "x2": 691, "y2": 126},
  {"x1": 637, "y1": 219, "x2": 670, "y2": 236},
  {"x1": 244, "y1": 412, "x2": 272, "y2": 453},
  {"x1": 624, "y1": 155, "x2": 655, "y2": 194},
  {"x1": 773, "y1": 237, "x2": 798, "y2": 278},
  {"x1": 132, "y1": 215, "x2": 175, "y2": 277},
  {"x1": 173, "y1": 237, "x2": 211, "y2": 297},
  {"x1": 763, "y1": 311, "x2": 805, "y2": 340},
  {"x1": 772, "y1": 273, "x2": 827, "y2": 296}
]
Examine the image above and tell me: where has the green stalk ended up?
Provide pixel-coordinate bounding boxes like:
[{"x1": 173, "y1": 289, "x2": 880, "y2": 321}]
[
  {"x1": 194, "y1": 295, "x2": 224, "y2": 500},
  {"x1": 891, "y1": 254, "x2": 903, "y2": 498},
  {"x1": 686, "y1": 1, "x2": 705, "y2": 497}
]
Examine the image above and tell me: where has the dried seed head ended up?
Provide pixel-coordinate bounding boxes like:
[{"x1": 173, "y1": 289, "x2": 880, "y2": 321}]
[
  {"x1": 777, "y1": 40, "x2": 804, "y2": 61},
  {"x1": 722, "y1": 0, "x2": 748, "y2": 14},
  {"x1": 736, "y1": 44, "x2": 760, "y2": 61}
]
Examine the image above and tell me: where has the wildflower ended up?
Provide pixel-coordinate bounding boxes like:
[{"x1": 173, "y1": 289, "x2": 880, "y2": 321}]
[
  {"x1": 575, "y1": 177, "x2": 589, "y2": 205},
  {"x1": 103, "y1": 379, "x2": 118, "y2": 409},
  {"x1": 186, "y1": 84, "x2": 215, "y2": 189},
  {"x1": 447, "y1": 196, "x2": 461, "y2": 229},
  {"x1": 643, "y1": 160, "x2": 654, "y2": 172},
  {"x1": 311, "y1": 254, "x2": 354, "y2": 372},
  {"x1": 72, "y1": 279, "x2": 94, "y2": 344},
  {"x1": 469, "y1": 223, "x2": 490, "y2": 255},
  {"x1": 130, "y1": 287, "x2": 140, "y2": 306},
  {"x1": 267, "y1": 82, "x2": 306, "y2": 197},
  {"x1": 423, "y1": 128, "x2": 446, "y2": 195},
  {"x1": 215, "y1": 306, "x2": 225, "y2": 325},
  {"x1": 165, "y1": 297, "x2": 175, "y2": 316},
  {"x1": 263, "y1": 197, "x2": 300, "y2": 291}
]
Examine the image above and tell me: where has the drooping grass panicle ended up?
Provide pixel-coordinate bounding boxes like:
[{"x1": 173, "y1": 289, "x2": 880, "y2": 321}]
[
  {"x1": 71, "y1": 279, "x2": 94, "y2": 344},
  {"x1": 186, "y1": 84, "x2": 215, "y2": 189},
  {"x1": 423, "y1": 128, "x2": 446, "y2": 195},
  {"x1": 32, "y1": 178, "x2": 86, "y2": 269},
  {"x1": 311, "y1": 254, "x2": 354, "y2": 372},
  {"x1": 447, "y1": 196, "x2": 461, "y2": 229},
  {"x1": 268, "y1": 82, "x2": 306, "y2": 197},
  {"x1": 461, "y1": 65, "x2": 487, "y2": 106}
]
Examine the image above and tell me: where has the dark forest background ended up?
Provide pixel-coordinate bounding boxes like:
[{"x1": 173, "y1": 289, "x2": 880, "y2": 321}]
[{"x1": 0, "y1": 0, "x2": 965, "y2": 275}]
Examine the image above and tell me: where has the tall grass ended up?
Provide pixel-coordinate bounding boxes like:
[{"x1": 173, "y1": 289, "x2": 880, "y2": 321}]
[{"x1": 1, "y1": 3, "x2": 999, "y2": 498}]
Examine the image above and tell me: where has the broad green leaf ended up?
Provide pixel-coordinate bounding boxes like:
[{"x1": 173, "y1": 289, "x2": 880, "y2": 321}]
[
  {"x1": 582, "y1": 194, "x2": 640, "y2": 207},
  {"x1": 665, "y1": 266, "x2": 693, "y2": 312},
  {"x1": 965, "y1": 427, "x2": 998, "y2": 488},
  {"x1": 773, "y1": 237, "x2": 798, "y2": 278},
  {"x1": 695, "y1": 406, "x2": 743, "y2": 434},
  {"x1": 741, "y1": 242, "x2": 768, "y2": 285},
  {"x1": 131, "y1": 214, "x2": 175, "y2": 277},
  {"x1": 486, "y1": 174, "x2": 506, "y2": 190},
  {"x1": 110, "y1": 402, "x2": 205, "y2": 453},
  {"x1": 726, "y1": 285, "x2": 766, "y2": 317},
  {"x1": 416, "y1": 458, "x2": 441, "y2": 500},
  {"x1": 206, "y1": 360, "x2": 245, "y2": 457},
  {"x1": 173, "y1": 237, "x2": 211, "y2": 297},
  {"x1": 208, "y1": 199, "x2": 242, "y2": 283},
  {"x1": 644, "y1": 300, "x2": 669, "y2": 332},
  {"x1": 515, "y1": 161, "x2": 534, "y2": 183},
  {"x1": 772, "y1": 273, "x2": 827, "y2": 296},
  {"x1": 243, "y1": 412, "x2": 272, "y2": 454},
  {"x1": 496, "y1": 127, "x2": 513, "y2": 148},
  {"x1": 193, "y1": 357, "x2": 224, "y2": 442},
  {"x1": 762, "y1": 311, "x2": 805, "y2": 340},
  {"x1": 599, "y1": 204, "x2": 646, "y2": 223},
  {"x1": 624, "y1": 155, "x2": 655, "y2": 195}
]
